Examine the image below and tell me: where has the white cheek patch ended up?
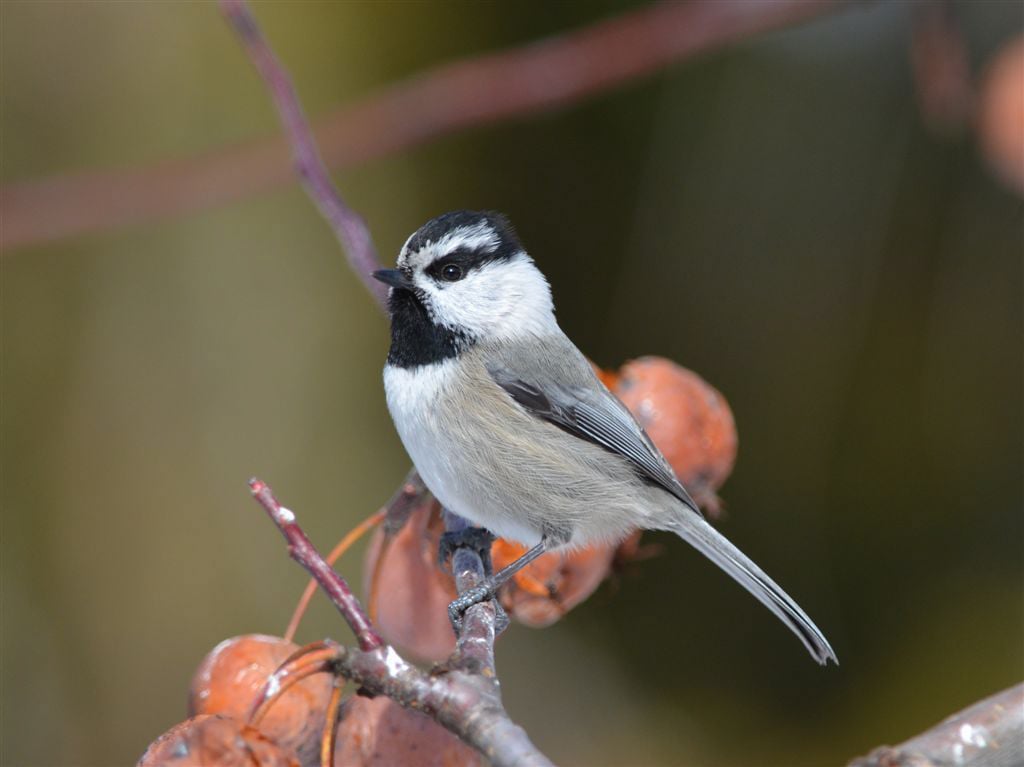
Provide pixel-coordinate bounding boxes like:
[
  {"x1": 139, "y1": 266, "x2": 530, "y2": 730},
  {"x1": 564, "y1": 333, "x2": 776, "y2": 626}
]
[{"x1": 427, "y1": 255, "x2": 558, "y2": 341}]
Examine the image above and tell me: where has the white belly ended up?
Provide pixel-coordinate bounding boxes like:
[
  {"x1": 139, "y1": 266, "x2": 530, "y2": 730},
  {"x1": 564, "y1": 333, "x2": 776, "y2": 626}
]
[{"x1": 383, "y1": 361, "x2": 543, "y2": 544}]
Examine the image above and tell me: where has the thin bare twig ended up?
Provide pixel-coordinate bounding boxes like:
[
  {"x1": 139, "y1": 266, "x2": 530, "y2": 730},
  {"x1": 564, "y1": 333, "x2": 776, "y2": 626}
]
[
  {"x1": 249, "y1": 478, "x2": 383, "y2": 652},
  {"x1": 218, "y1": 0, "x2": 387, "y2": 309},
  {"x1": 284, "y1": 507, "x2": 385, "y2": 643},
  {"x1": 282, "y1": 471, "x2": 432, "y2": 642},
  {"x1": 0, "y1": 0, "x2": 850, "y2": 252},
  {"x1": 849, "y1": 682, "x2": 1023, "y2": 767}
]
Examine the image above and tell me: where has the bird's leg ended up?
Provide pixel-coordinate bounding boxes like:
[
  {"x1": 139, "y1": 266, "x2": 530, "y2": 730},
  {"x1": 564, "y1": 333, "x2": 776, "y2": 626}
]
[
  {"x1": 447, "y1": 537, "x2": 549, "y2": 634},
  {"x1": 438, "y1": 525, "x2": 496, "y2": 575}
]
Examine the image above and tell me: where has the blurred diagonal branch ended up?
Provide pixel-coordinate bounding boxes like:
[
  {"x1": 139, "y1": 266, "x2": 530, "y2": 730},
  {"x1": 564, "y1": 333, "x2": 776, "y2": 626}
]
[
  {"x1": 849, "y1": 683, "x2": 1024, "y2": 767},
  {"x1": 219, "y1": 0, "x2": 387, "y2": 309},
  {"x1": 0, "y1": 0, "x2": 849, "y2": 252}
]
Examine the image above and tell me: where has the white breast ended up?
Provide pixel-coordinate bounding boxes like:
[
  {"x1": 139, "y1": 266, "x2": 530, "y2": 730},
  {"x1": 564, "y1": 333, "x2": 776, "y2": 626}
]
[
  {"x1": 384, "y1": 359, "x2": 455, "y2": 469},
  {"x1": 383, "y1": 361, "x2": 469, "y2": 512},
  {"x1": 382, "y1": 359, "x2": 544, "y2": 544}
]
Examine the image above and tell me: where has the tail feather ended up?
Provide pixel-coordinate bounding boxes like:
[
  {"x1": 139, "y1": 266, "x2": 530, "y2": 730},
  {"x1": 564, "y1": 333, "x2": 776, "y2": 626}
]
[{"x1": 668, "y1": 516, "x2": 838, "y2": 665}]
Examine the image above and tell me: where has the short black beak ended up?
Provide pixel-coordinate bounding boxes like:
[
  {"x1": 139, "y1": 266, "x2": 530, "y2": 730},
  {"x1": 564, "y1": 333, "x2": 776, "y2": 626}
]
[{"x1": 372, "y1": 269, "x2": 413, "y2": 290}]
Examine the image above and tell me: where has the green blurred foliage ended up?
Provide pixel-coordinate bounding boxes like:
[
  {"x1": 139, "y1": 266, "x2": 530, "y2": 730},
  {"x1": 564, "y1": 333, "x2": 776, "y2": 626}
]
[{"x1": 2, "y1": 2, "x2": 1021, "y2": 766}]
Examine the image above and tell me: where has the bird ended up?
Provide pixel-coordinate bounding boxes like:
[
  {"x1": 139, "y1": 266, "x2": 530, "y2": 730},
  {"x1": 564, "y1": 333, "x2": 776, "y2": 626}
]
[{"x1": 373, "y1": 210, "x2": 837, "y2": 665}]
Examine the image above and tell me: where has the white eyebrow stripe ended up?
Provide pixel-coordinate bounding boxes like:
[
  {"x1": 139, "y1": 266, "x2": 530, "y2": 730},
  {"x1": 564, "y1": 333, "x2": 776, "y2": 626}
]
[
  {"x1": 432, "y1": 222, "x2": 499, "y2": 257},
  {"x1": 398, "y1": 231, "x2": 418, "y2": 263}
]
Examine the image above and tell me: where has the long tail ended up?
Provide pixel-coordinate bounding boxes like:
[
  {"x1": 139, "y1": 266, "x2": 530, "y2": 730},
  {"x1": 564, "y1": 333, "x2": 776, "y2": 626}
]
[{"x1": 667, "y1": 515, "x2": 838, "y2": 665}]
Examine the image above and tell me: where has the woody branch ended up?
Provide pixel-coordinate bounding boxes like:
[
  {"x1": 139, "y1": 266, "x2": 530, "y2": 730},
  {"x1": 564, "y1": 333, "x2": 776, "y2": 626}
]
[
  {"x1": 849, "y1": 682, "x2": 1023, "y2": 767},
  {"x1": 249, "y1": 477, "x2": 553, "y2": 767}
]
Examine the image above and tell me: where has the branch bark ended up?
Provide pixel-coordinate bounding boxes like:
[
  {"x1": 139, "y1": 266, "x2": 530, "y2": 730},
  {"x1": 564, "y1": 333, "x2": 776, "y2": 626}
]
[
  {"x1": 445, "y1": 511, "x2": 500, "y2": 677},
  {"x1": 849, "y1": 683, "x2": 1024, "y2": 767},
  {"x1": 0, "y1": 0, "x2": 851, "y2": 252}
]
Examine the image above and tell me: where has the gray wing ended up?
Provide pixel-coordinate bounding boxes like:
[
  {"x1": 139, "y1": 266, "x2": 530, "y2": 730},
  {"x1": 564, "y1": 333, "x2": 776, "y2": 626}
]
[
  {"x1": 486, "y1": 361, "x2": 701, "y2": 514},
  {"x1": 487, "y1": 347, "x2": 838, "y2": 665}
]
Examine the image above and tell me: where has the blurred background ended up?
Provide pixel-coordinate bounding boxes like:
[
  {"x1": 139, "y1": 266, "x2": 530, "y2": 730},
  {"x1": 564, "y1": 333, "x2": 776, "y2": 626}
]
[{"x1": 2, "y1": 2, "x2": 1022, "y2": 765}]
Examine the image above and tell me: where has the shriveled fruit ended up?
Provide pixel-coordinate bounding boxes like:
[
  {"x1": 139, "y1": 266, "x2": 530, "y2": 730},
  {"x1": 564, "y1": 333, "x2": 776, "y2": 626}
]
[
  {"x1": 334, "y1": 696, "x2": 483, "y2": 767},
  {"x1": 491, "y1": 538, "x2": 619, "y2": 628},
  {"x1": 363, "y1": 500, "x2": 458, "y2": 661},
  {"x1": 614, "y1": 356, "x2": 737, "y2": 516},
  {"x1": 189, "y1": 634, "x2": 332, "y2": 766},
  {"x1": 138, "y1": 714, "x2": 299, "y2": 767},
  {"x1": 979, "y1": 35, "x2": 1024, "y2": 195}
]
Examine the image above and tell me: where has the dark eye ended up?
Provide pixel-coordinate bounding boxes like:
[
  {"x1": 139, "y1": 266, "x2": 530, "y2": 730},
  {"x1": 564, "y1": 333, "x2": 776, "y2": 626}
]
[{"x1": 440, "y1": 263, "x2": 464, "y2": 281}]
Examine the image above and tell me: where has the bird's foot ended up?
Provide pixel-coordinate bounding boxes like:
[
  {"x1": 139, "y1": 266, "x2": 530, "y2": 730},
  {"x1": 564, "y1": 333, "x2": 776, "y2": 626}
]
[{"x1": 448, "y1": 582, "x2": 510, "y2": 636}]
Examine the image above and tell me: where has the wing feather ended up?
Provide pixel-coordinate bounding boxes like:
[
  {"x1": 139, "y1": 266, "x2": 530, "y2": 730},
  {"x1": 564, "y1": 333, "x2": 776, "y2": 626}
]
[{"x1": 487, "y1": 363, "x2": 700, "y2": 513}]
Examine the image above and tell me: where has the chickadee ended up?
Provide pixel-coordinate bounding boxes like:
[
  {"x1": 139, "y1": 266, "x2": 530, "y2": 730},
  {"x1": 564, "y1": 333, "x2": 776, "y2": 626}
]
[{"x1": 374, "y1": 210, "x2": 837, "y2": 665}]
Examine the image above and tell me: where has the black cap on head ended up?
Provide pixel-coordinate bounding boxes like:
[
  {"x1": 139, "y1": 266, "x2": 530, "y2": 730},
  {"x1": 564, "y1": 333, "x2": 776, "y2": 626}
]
[{"x1": 403, "y1": 210, "x2": 522, "y2": 262}]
